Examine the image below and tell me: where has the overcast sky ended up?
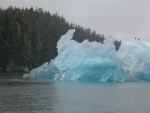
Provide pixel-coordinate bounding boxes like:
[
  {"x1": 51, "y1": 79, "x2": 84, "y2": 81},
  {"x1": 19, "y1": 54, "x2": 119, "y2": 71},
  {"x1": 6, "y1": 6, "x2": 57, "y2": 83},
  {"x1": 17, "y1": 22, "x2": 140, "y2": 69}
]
[{"x1": 1, "y1": 0, "x2": 150, "y2": 41}]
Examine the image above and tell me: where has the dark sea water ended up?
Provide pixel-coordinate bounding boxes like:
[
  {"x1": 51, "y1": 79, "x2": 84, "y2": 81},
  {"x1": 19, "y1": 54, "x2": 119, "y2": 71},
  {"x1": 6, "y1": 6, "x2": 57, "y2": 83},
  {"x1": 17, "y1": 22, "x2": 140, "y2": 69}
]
[{"x1": 1, "y1": 75, "x2": 150, "y2": 113}]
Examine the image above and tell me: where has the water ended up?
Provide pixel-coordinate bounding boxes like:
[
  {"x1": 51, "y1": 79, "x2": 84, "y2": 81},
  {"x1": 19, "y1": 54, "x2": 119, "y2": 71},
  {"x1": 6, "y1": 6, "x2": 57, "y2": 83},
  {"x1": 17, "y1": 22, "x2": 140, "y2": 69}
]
[{"x1": 1, "y1": 75, "x2": 150, "y2": 113}]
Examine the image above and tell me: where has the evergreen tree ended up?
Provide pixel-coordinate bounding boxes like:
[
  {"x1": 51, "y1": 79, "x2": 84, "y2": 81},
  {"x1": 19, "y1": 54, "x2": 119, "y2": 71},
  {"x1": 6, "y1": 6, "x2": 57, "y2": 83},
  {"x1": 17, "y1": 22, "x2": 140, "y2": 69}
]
[
  {"x1": 0, "y1": 7, "x2": 121, "y2": 71},
  {"x1": 114, "y1": 40, "x2": 121, "y2": 51}
]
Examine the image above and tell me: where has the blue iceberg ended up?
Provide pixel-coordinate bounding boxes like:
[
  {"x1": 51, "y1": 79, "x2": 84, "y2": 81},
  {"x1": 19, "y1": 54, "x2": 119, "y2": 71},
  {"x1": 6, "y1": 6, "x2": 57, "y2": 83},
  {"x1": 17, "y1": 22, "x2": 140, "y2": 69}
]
[
  {"x1": 118, "y1": 40, "x2": 150, "y2": 81},
  {"x1": 23, "y1": 29, "x2": 150, "y2": 82}
]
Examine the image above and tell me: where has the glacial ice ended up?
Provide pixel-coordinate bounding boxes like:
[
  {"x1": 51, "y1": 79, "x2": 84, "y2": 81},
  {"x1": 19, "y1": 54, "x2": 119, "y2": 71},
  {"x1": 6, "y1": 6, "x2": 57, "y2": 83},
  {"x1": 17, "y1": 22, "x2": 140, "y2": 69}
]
[
  {"x1": 118, "y1": 40, "x2": 150, "y2": 81},
  {"x1": 23, "y1": 29, "x2": 150, "y2": 82}
]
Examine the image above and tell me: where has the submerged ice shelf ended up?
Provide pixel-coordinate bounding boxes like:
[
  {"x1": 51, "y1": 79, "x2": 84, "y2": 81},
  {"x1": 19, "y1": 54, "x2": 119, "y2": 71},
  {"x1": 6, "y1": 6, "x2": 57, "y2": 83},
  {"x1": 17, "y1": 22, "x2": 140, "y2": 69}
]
[{"x1": 23, "y1": 29, "x2": 150, "y2": 82}]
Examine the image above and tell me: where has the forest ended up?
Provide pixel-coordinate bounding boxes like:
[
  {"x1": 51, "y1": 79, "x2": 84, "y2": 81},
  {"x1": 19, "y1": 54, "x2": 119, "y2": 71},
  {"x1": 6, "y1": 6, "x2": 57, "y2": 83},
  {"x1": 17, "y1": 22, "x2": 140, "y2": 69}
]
[{"x1": 0, "y1": 7, "x2": 121, "y2": 72}]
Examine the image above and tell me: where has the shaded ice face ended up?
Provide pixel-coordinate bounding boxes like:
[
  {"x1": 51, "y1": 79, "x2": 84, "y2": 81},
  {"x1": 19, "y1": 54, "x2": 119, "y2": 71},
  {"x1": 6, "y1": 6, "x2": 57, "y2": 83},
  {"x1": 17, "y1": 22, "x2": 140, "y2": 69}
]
[{"x1": 117, "y1": 40, "x2": 150, "y2": 81}]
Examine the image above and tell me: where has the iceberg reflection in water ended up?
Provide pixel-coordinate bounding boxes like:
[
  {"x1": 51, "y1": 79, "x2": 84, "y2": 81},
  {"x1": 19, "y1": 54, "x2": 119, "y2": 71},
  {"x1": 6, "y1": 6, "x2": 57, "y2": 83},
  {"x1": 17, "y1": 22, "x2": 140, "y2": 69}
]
[{"x1": 23, "y1": 29, "x2": 150, "y2": 82}]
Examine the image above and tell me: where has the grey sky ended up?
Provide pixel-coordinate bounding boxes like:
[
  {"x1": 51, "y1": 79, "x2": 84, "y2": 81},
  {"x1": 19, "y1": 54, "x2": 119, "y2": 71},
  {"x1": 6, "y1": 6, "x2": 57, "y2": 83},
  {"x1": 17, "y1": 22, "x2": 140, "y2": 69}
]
[{"x1": 1, "y1": 0, "x2": 150, "y2": 41}]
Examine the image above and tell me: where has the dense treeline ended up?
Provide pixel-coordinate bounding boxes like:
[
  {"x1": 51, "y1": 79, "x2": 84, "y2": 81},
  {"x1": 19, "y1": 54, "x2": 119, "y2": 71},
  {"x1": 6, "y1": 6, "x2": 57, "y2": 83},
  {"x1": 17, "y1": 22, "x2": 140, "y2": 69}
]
[{"x1": 0, "y1": 7, "x2": 121, "y2": 72}]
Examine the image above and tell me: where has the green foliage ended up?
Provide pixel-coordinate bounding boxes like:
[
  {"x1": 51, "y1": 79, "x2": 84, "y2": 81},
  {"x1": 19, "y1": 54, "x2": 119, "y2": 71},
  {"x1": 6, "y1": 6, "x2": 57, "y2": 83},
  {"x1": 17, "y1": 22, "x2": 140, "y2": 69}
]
[
  {"x1": 114, "y1": 40, "x2": 121, "y2": 51},
  {"x1": 0, "y1": 7, "x2": 121, "y2": 71},
  {"x1": 73, "y1": 26, "x2": 105, "y2": 43}
]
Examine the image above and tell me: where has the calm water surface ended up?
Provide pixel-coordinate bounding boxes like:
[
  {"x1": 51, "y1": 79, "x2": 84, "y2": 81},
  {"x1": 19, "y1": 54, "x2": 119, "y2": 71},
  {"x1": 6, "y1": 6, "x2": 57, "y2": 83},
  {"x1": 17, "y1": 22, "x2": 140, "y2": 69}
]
[{"x1": 0, "y1": 74, "x2": 150, "y2": 113}]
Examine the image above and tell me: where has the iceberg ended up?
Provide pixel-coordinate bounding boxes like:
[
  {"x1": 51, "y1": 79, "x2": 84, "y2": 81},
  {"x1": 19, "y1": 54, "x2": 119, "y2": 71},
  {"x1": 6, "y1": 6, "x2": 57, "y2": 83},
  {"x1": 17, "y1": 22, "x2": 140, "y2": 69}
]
[
  {"x1": 23, "y1": 29, "x2": 150, "y2": 82},
  {"x1": 117, "y1": 40, "x2": 150, "y2": 81}
]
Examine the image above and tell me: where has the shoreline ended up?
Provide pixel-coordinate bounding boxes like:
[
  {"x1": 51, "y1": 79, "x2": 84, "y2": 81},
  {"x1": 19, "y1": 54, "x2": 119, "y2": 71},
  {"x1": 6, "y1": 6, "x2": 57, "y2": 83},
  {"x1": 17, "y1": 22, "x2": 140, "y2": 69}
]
[
  {"x1": 0, "y1": 72, "x2": 26, "y2": 79},
  {"x1": 0, "y1": 72, "x2": 24, "y2": 75}
]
